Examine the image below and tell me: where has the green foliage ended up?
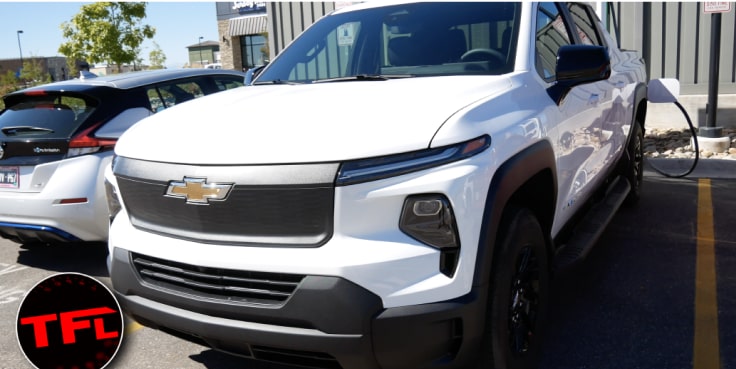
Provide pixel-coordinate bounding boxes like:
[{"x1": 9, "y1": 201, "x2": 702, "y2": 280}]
[
  {"x1": 59, "y1": 2, "x2": 155, "y2": 72},
  {"x1": 0, "y1": 70, "x2": 21, "y2": 110},
  {"x1": 149, "y1": 41, "x2": 167, "y2": 70},
  {"x1": 19, "y1": 57, "x2": 52, "y2": 86},
  {"x1": 0, "y1": 57, "x2": 51, "y2": 110}
]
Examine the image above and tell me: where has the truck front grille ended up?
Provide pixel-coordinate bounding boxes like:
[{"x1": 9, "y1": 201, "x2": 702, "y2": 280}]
[
  {"x1": 113, "y1": 157, "x2": 339, "y2": 247},
  {"x1": 132, "y1": 253, "x2": 304, "y2": 306}
]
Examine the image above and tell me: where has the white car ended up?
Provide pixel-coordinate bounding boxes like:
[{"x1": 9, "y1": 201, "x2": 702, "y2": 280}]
[
  {"x1": 106, "y1": 3, "x2": 648, "y2": 368},
  {"x1": 0, "y1": 69, "x2": 246, "y2": 244}
]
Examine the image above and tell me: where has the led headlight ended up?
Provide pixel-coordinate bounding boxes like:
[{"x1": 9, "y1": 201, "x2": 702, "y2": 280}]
[{"x1": 336, "y1": 135, "x2": 490, "y2": 186}]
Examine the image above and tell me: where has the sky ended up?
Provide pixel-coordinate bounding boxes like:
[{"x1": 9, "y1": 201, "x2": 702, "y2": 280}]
[{"x1": 0, "y1": 1, "x2": 221, "y2": 69}]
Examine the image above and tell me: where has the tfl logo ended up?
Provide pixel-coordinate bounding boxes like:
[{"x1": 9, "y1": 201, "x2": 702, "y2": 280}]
[{"x1": 16, "y1": 273, "x2": 123, "y2": 369}]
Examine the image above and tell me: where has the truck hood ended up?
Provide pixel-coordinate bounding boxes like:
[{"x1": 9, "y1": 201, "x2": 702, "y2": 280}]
[{"x1": 116, "y1": 76, "x2": 511, "y2": 164}]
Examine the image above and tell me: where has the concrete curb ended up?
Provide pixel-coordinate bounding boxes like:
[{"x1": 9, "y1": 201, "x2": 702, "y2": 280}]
[{"x1": 644, "y1": 158, "x2": 736, "y2": 179}]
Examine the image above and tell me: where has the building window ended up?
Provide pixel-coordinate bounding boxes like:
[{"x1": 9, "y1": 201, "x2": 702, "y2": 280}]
[{"x1": 240, "y1": 34, "x2": 267, "y2": 70}]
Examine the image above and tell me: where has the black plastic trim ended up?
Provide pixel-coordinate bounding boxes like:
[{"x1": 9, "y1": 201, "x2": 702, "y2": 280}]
[
  {"x1": 111, "y1": 248, "x2": 487, "y2": 369},
  {"x1": 472, "y1": 140, "x2": 557, "y2": 287}
]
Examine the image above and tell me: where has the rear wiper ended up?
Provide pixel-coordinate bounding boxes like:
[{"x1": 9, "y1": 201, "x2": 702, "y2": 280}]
[
  {"x1": 312, "y1": 74, "x2": 414, "y2": 83},
  {"x1": 2, "y1": 126, "x2": 55, "y2": 135}
]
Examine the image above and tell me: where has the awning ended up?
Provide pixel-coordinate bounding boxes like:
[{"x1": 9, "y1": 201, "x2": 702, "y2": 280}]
[{"x1": 228, "y1": 15, "x2": 267, "y2": 37}]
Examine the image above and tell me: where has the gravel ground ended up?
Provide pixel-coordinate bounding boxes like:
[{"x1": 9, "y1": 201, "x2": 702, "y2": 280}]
[{"x1": 644, "y1": 127, "x2": 736, "y2": 160}]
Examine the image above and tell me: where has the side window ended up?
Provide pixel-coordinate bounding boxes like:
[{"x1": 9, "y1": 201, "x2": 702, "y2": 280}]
[
  {"x1": 213, "y1": 76, "x2": 245, "y2": 91},
  {"x1": 535, "y1": 2, "x2": 572, "y2": 81},
  {"x1": 567, "y1": 3, "x2": 603, "y2": 46},
  {"x1": 146, "y1": 80, "x2": 205, "y2": 112}
]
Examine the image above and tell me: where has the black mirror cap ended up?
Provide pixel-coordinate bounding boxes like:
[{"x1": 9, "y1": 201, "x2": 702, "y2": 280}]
[
  {"x1": 548, "y1": 45, "x2": 611, "y2": 105},
  {"x1": 556, "y1": 45, "x2": 611, "y2": 83}
]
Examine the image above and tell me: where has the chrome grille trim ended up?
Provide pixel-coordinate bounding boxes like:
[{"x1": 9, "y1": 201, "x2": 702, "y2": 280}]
[{"x1": 113, "y1": 156, "x2": 340, "y2": 185}]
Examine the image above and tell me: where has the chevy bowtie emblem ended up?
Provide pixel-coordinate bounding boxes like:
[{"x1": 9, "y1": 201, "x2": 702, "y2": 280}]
[{"x1": 165, "y1": 177, "x2": 233, "y2": 205}]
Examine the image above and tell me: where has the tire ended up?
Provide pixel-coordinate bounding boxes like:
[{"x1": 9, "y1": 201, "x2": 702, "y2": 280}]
[
  {"x1": 624, "y1": 122, "x2": 644, "y2": 206},
  {"x1": 476, "y1": 208, "x2": 550, "y2": 369}
]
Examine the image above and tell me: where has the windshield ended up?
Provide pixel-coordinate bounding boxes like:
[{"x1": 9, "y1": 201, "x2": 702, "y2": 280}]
[{"x1": 256, "y1": 2, "x2": 520, "y2": 84}]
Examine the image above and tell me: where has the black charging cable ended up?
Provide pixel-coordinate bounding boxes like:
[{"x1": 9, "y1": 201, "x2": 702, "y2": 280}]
[{"x1": 645, "y1": 101, "x2": 699, "y2": 178}]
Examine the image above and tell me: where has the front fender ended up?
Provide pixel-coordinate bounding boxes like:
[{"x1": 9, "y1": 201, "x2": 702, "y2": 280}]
[{"x1": 472, "y1": 140, "x2": 557, "y2": 287}]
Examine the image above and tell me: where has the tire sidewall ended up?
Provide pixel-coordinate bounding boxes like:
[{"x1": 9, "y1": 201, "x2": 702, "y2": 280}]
[
  {"x1": 625, "y1": 122, "x2": 644, "y2": 205},
  {"x1": 483, "y1": 208, "x2": 550, "y2": 369}
]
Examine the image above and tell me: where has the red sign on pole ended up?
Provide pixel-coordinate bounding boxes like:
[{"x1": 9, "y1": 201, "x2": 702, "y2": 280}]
[{"x1": 703, "y1": 2, "x2": 732, "y2": 13}]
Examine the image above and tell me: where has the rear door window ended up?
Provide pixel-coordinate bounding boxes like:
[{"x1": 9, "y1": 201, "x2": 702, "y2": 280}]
[
  {"x1": 535, "y1": 2, "x2": 573, "y2": 81},
  {"x1": 146, "y1": 80, "x2": 205, "y2": 112},
  {"x1": 567, "y1": 3, "x2": 604, "y2": 46},
  {"x1": 0, "y1": 94, "x2": 95, "y2": 139},
  {"x1": 212, "y1": 76, "x2": 245, "y2": 91}
]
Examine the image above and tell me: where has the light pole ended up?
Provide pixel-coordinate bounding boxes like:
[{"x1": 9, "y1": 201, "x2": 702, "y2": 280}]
[
  {"x1": 198, "y1": 36, "x2": 204, "y2": 67},
  {"x1": 16, "y1": 30, "x2": 23, "y2": 70}
]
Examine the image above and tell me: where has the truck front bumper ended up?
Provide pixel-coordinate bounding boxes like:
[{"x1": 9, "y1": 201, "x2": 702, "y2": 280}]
[{"x1": 110, "y1": 247, "x2": 487, "y2": 369}]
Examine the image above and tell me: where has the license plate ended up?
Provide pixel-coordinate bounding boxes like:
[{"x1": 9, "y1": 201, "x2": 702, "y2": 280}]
[{"x1": 0, "y1": 166, "x2": 19, "y2": 188}]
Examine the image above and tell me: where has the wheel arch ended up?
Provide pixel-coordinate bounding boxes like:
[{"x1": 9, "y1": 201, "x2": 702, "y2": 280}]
[
  {"x1": 472, "y1": 140, "x2": 557, "y2": 287},
  {"x1": 627, "y1": 82, "x2": 648, "y2": 143}
]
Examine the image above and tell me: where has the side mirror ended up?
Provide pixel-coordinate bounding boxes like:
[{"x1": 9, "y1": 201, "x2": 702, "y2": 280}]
[
  {"x1": 548, "y1": 45, "x2": 611, "y2": 104},
  {"x1": 648, "y1": 78, "x2": 680, "y2": 103},
  {"x1": 244, "y1": 65, "x2": 267, "y2": 86}
]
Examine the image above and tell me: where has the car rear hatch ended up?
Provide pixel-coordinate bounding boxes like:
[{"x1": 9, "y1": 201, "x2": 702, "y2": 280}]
[{"x1": 0, "y1": 91, "x2": 104, "y2": 192}]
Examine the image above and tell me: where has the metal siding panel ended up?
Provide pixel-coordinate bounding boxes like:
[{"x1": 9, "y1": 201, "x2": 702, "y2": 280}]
[
  {"x1": 698, "y1": 8, "x2": 711, "y2": 87},
  {"x1": 282, "y1": 2, "x2": 296, "y2": 52},
  {"x1": 303, "y1": 2, "x2": 315, "y2": 26},
  {"x1": 648, "y1": 2, "x2": 664, "y2": 79},
  {"x1": 267, "y1": 2, "x2": 278, "y2": 60},
  {"x1": 679, "y1": 2, "x2": 698, "y2": 88},
  {"x1": 733, "y1": 11, "x2": 736, "y2": 83},
  {"x1": 664, "y1": 2, "x2": 681, "y2": 79},
  {"x1": 618, "y1": 3, "x2": 645, "y2": 55},
  {"x1": 292, "y1": 2, "x2": 305, "y2": 36},
  {"x1": 720, "y1": 10, "x2": 735, "y2": 84}
]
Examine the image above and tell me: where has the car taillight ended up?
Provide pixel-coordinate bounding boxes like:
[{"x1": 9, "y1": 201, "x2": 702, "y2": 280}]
[{"x1": 68, "y1": 122, "x2": 117, "y2": 158}]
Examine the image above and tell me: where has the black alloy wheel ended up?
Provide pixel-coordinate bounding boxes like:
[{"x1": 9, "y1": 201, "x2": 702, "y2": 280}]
[
  {"x1": 625, "y1": 122, "x2": 644, "y2": 206},
  {"x1": 477, "y1": 207, "x2": 549, "y2": 369}
]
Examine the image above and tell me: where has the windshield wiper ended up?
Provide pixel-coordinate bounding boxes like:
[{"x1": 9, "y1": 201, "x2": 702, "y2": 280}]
[
  {"x1": 2, "y1": 126, "x2": 55, "y2": 135},
  {"x1": 312, "y1": 74, "x2": 414, "y2": 84}
]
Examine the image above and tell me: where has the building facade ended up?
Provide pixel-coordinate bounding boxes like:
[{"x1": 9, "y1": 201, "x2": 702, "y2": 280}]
[
  {"x1": 216, "y1": 2, "x2": 268, "y2": 71},
  {"x1": 0, "y1": 57, "x2": 71, "y2": 82}
]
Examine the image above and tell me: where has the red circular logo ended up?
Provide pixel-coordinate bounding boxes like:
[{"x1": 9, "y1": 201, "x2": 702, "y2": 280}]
[{"x1": 16, "y1": 273, "x2": 123, "y2": 369}]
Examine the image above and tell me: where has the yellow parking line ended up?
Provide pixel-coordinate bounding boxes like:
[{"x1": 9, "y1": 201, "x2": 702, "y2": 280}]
[
  {"x1": 125, "y1": 320, "x2": 144, "y2": 335},
  {"x1": 694, "y1": 178, "x2": 720, "y2": 369}
]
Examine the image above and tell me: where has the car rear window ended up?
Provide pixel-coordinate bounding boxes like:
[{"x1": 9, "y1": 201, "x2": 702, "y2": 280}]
[{"x1": 0, "y1": 94, "x2": 96, "y2": 139}]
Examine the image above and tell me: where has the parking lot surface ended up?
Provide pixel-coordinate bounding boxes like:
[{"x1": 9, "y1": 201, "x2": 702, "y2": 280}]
[{"x1": 1, "y1": 159, "x2": 735, "y2": 369}]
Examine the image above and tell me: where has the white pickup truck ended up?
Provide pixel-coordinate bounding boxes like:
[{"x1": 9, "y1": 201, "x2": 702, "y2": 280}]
[{"x1": 105, "y1": 2, "x2": 648, "y2": 368}]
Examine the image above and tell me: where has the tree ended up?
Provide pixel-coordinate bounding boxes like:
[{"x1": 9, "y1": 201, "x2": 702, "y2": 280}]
[
  {"x1": 19, "y1": 57, "x2": 51, "y2": 86},
  {"x1": 149, "y1": 41, "x2": 167, "y2": 70},
  {"x1": 59, "y1": 2, "x2": 155, "y2": 73},
  {"x1": 0, "y1": 70, "x2": 20, "y2": 110}
]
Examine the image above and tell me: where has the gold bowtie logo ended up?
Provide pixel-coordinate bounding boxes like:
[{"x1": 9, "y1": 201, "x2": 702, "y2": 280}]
[{"x1": 165, "y1": 177, "x2": 233, "y2": 205}]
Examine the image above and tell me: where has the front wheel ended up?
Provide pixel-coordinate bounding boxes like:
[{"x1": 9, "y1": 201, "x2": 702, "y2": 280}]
[{"x1": 477, "y1": 208, "x2": 550, "y2": 369}]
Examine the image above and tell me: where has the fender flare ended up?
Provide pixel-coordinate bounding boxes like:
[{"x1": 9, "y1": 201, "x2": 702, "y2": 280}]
[
  {"x1": 472, "y1": 140, "x2": 557, "y2": 287},
  {"x1": 625, "y1": 82, "x2": 648, "y2": 147}
]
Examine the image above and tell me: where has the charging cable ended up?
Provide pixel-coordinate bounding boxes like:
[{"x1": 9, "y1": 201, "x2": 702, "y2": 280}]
[{"x1": 645, "y1": 80, "x2": 700, "y2": 178}]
